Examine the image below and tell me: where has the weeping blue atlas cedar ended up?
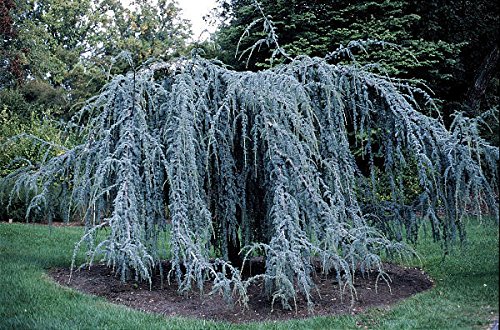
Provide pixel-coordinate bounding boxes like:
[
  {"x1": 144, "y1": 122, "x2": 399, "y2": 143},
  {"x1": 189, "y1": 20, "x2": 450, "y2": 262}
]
[{"x1": 1, "y1": 54, "x2": 498, "y2": 311}]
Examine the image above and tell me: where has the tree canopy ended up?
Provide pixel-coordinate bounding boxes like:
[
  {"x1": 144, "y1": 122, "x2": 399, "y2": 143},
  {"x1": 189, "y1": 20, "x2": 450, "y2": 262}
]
[
  {"x1": 1, "y1": 51, "x2": 497, "y2": 310},
  {"x1": 0, "y1": 0, "x2": 191, "y2": 116},
  {"x1": 215, "y1": 0, "x2": 457, "y2": 74}
]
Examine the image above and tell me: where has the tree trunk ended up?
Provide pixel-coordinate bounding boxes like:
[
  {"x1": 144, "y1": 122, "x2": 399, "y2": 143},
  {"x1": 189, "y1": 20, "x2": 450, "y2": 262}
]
[
  {"x1": 227, "y1": 229, "x2": 242, "y2": 268},
  {"x1": 465, "y1": 45, "x2": 499, "y2": 114}
]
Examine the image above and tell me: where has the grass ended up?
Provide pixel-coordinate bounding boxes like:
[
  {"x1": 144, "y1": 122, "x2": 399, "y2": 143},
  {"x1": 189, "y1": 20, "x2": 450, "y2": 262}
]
[{"x1": 0, "y1": 218, "x2": 498, "y2": 329}]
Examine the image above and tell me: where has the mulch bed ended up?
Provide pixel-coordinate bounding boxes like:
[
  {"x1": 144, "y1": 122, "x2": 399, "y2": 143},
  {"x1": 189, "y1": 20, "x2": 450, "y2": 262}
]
[{"x1": 50, "y1": 260, "x2": 433, "y2": 323}]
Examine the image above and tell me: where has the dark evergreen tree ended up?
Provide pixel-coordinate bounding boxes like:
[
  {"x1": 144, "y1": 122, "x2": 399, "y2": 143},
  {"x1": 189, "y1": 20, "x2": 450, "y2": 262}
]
[
  {"x1": 211, "y1": 0, "x2": 499, "y2": 142},
  {"x1": 409, "y1": 0, "x2": 499, "y2": 143},
  {"x1": 213, "y1": 0, "x2": 459, "y2": 77}
]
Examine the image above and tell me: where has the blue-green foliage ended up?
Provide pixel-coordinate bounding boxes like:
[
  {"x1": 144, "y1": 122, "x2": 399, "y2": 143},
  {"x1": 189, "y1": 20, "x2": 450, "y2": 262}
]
[{"x1": 1, "y1": 54, "x2": 497, "y2": 311}]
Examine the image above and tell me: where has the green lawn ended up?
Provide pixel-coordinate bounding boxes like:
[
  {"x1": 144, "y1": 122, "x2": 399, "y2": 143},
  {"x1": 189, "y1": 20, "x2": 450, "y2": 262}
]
[{"x1": 0, "y1": 219, "x2": 498, "y2": 329}]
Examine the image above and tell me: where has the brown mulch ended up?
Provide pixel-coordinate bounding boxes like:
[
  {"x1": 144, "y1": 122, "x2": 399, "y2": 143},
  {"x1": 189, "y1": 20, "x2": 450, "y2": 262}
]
[{"x1": 50, "y1": 260, "x2": 433, "y2": 324}]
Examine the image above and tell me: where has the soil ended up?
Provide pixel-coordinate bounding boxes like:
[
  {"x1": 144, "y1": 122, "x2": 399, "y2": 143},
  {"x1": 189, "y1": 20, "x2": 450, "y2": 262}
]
[{"x1": 50, "y1": 260, "x2": 433, "y2": 324}]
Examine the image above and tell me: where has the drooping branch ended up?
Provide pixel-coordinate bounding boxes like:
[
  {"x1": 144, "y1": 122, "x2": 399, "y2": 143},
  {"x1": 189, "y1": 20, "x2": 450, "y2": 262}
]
[{"x1": 1, "y1": 54, "x2": 497, "y2": 312}]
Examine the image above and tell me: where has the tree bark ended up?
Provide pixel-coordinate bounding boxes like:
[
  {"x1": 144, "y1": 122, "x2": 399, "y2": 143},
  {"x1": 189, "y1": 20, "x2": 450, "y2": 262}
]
[{"x1": 465, "y1": 45, "x2": 499, "y2": 114}]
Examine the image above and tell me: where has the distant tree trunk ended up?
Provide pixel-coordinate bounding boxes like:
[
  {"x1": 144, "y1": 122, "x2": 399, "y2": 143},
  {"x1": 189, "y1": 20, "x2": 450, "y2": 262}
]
[{"x1": 465, "y1": 45, "x2": 499, "y2": 114}]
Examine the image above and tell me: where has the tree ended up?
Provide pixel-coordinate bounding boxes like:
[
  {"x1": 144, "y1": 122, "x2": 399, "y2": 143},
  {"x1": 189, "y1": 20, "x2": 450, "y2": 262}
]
[
  {"x1": 212, "y1": 0, "x2": 499, "y2": 139},
  {"x1": 0, "y1": 0, "x2": 191, "y2": 117},
  {"x1": 409, "y1": 0, "x2": 499, "y2": 143},
  {"x1": 213, "y1": 0, "x2": 459, "y2": 78},
  {"x1": 88, "y1": 0, "x2": 191, "y2": 71},
  {"x1": 0, "y1": 0, "x2": 25, "y2": 88},
  {"x1": 208, "y1": 0, "x2": 499, "y2": 212},
  {"x1": 0, "y1": 0, "x2": 192, "y2": 223},
  {"x1": 1, "y1": 48, "x2": 497, "y2": 311}
]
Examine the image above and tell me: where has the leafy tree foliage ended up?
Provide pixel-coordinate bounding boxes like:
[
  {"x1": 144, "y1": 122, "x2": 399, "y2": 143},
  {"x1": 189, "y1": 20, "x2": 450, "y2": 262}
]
[
  {"x1": 0, "y1": 0, "x2": 94, "y2": 88},
  {"x1": 0, "y1": 107, "x2": 72, "y2": 221},
  {"x1": 92, "y1": 0, "x2": 191, "y2": 67},
  {"x1": 0, "y1": 0, "x2": 191, "y2": 112},
  {"x1": 1, "y1": 51, "x2": 497, "y2": 311},
  {"x1": 0, "y1": 0, "x2": 26, "y2": 87}
]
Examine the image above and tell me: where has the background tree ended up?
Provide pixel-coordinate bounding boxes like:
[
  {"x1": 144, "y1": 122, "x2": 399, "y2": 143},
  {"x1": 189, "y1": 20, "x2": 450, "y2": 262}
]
[
  {"x1": 410, "y1": 0, "x2": 499, "y2": 143},
  {"x1": 212, "y1": 0, "x2": 499, "y2": 140},
  {"x1": 214, "y1": 0, "x2": 458, "y2": 76},
  {"x1": 0, "y1": 0, "x2": 191, "y2": 118},
  {"x1": 88, "y1": 0, "x2": 191, "y2": 73},
  {"x1": 0, "y1": 0, "x2": 23, "y2": 88}
]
